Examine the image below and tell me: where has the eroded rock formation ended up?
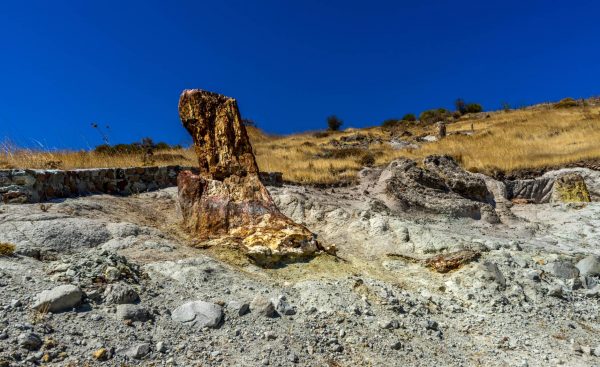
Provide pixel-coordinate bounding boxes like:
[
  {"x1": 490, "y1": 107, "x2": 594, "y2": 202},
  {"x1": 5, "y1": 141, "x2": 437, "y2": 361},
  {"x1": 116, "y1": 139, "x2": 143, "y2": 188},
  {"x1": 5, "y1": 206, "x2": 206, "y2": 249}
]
[
  {"x1": 177, "y1": 89, "x2": 319, "y2": 264},
  {"x1": 360, "y1": 155, "x2": 499, "y2": 223},
  {"x1": 551, "y1": 173, "x2": 591, "y2": 203}
]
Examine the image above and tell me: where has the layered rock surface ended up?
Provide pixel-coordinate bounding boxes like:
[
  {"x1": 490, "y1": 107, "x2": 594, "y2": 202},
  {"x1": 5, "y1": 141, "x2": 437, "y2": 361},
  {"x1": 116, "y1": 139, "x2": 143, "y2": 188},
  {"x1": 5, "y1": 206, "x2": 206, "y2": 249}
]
[
  {"x1": 360, "y1": 155, "x2": 499, "y2": 222},
  {"x1": 1, "y1": 171, "x2": 600, "y2": 365},
  {"x1": 177, "y1": 89, "x2": 318, "y2": 263},
  {"x1": 551, "y1": 173, "x2": 591, "y2": 203}
]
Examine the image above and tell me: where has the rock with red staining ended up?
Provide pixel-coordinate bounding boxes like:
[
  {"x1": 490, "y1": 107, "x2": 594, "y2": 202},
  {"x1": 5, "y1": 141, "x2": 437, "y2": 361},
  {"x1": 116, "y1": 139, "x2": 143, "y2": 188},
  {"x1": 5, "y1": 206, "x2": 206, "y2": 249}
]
[
  {"x1": 425, "y1": 250, "x2": 480, "y2": 273},
  {"x1": 177, "y1": 89, "x2": 319, "y2": 264}
]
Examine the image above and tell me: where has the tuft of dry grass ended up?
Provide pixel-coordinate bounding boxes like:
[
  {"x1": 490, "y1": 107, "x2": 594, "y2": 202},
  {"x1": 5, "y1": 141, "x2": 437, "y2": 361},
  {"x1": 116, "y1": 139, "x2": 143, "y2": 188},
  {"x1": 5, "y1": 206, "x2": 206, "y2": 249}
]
[
  {"x1": 2, "y1": 105, "x2": 600, "y2": 184},
  {"x1": 30, "y1": 302, "x2": 50, "y2": 324},
  {"x1": 0, "y1": 242, "x2": 16, "y2": 256}
]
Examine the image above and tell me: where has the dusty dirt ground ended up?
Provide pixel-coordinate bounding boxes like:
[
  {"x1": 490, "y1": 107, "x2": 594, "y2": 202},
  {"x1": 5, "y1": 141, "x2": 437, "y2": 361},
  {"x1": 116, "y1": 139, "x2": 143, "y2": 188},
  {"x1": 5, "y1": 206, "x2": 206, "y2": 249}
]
[{"x1": 0, "y1": 168, "x2": 599, "y2": 366}]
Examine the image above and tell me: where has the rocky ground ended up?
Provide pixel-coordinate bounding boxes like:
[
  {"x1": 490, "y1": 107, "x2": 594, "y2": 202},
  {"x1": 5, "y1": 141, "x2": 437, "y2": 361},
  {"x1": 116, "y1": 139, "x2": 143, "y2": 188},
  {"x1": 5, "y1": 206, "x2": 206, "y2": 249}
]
[{"x1": 1, "y1": 168, "x2": 600, "y2": 366}]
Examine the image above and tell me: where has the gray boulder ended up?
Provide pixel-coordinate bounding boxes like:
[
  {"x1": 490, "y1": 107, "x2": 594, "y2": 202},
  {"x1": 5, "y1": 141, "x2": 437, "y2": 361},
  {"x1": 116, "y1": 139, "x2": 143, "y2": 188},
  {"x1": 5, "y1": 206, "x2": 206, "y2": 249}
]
[
  {"x1": 423, "y1": 155, "x2": 492, "y2": 203},
  {"x1": 272, "y1": 295, "x2": 296, "y2": 315},
  {"x1": 484, "y1": 262, "x2": 506, "y2": 289},
  {"x1": 551, "y1": 261, "x2": 580, "y2": 280},
  {"x1": 0, "y1": 215, "x2": 112, "y2": 253},
  {"x1": 250, "y1": 295, "x2": 277, "y2": 317},
  {"x1": 156, "y1": 341, "x2": 168, "y2": 353},
  {"x1": 104, "y1": 283, "x2": 140, "y2": 305},
  {"x1": 227, "y1": 300, "x2": 250, "y2": 316},
  {"x1": 547, "y1": 285, "x2": 563, "y2": 298},
  {"x1": 576, "y1": 255, "x2": 600, "y2": 277},
  {"x1": 171, "y1": 301, "x2": 223, "y2": 328},
  {"x1": 32, "y1": 284, "x2": 83, "y2": 313},
  {"x1": 361, "y1": 156, "x2": 498, "y2": 222},
  {"x1": 116, "y1": 304, "x2": 152, "y2": 322},
  {"x1": 118, "y1": 343, "x2": 151, "y2": 359},
  {"x1": 18, "y1": 333, "x2": 42, "y2": 351}
]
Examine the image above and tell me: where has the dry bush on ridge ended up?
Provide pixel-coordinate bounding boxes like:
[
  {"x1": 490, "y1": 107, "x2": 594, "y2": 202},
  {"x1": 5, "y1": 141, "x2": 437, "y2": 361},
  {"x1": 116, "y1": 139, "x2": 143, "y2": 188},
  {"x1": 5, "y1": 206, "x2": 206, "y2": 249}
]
[{"x1": 554, "y1": 97, "x2": 578, "y2": 109}]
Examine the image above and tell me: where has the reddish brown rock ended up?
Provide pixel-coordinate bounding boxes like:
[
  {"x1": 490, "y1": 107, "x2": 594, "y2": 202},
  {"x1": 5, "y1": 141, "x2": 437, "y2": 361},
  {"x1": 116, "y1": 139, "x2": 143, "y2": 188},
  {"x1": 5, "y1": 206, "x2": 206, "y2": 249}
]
[
  {"x1": 177, "y1": 89, "x2": 319, "y2": 264},
  {"x1": 425, "y1": 250, "x2": 480, "y2": 273},
  {"x1": 178, "y1": 90, "x2": 258, "y2": 180}
]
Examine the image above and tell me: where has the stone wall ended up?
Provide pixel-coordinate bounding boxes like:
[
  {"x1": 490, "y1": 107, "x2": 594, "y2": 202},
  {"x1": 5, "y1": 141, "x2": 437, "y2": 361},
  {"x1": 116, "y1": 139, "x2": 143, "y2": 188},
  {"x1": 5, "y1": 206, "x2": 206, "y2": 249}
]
[{"x1": 0, "y1": 166, "x2": 284, "y2": 204}]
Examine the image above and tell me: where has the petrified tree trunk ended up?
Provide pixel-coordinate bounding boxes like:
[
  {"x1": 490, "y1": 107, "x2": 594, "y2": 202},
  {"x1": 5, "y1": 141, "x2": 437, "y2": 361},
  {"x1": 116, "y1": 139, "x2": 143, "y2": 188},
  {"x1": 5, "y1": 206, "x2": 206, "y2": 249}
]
[
  {"x1": 178, "y1": 90, "x2": 258, "y2": 180},
  {"x1": 436, "y1": 121, "x2": 446, "y2": 140},
  {"x1": 177, "y1": 89, "x2": 319, "y2": 264}
]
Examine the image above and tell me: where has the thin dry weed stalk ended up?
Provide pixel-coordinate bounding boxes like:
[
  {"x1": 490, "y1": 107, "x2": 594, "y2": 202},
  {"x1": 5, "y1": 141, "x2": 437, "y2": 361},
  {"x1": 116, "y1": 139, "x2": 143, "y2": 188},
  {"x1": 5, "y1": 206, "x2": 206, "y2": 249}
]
[{"x1": 31, "y1": 301, "x2": 51, "y2": 324}]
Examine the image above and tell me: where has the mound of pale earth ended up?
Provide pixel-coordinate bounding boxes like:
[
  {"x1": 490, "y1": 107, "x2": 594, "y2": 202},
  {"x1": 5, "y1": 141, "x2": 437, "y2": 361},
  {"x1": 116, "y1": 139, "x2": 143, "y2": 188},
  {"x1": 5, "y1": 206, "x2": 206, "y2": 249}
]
[{"x1": 0, "y1": 168, "x2": 600, "y2": 366}]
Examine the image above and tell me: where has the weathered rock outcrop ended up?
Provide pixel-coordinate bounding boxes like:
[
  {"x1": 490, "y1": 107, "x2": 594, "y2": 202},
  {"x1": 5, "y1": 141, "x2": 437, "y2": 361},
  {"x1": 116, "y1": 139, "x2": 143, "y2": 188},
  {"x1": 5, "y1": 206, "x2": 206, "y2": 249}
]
[
  {"x1": 551, "y1": 173, "x2": 591, "y2": 203},
  {"x1": 505, "y1": 171, "x2": 593, "y2": 204},
  {"x1": 423, "y1": 155, "x2": 492, "y2": 203},
  {"x1": 177, "y1": 89, "x2": 319, "y2": 264},
  {"x1": 360, "y1": 155, "x2": 499, "y2": 222},
  {"x1": 505, "y1": 177, "x2": 554, "y2": 204}
]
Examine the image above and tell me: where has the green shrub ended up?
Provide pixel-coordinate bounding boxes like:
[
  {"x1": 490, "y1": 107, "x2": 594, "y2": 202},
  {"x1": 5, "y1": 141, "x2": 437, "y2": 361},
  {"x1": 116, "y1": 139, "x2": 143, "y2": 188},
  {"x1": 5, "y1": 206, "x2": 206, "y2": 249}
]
[
  {"x1": 454, "y1": 98, "x2": 467, "y2": 115},
  {"x1": 359, "y1": 153, "x2": 375, "y2": 167},
  {"x1": 154, "y1": 142, "x2": 171, "y2": 151},
  {"x1": 381, "y1": 119, "x2": 401, "y2": 128},
  {"x1": 382, "y1": 113, "x2": 417, "y2": 128},
  {"x1": 319, "y1": 147, "x2": 365, "y2": 159},
  {"x1": 554, "y1": 97, "x2": 578, "y2": 109},
  {"x1": 455, "y1": 99, "x2": 483, "y2": 115},
  {"x1": 312, "y1": 131, "x2": 330, "y2": 138},
  {"x1": 327, "y1": 115, "x2": 343, "y2": 131},
  {"x1": 465, "y1": 103, "x2": 483, "y2": 113},
  {"x1": 419, "y1": 108, "x2": 451, "y2": 125},
  {"x1": 402, "y1": 113, "x2": 416, "y2": 122},
  {"x1": 94, "y1": 138, "x2": 179, "y2": 155}
]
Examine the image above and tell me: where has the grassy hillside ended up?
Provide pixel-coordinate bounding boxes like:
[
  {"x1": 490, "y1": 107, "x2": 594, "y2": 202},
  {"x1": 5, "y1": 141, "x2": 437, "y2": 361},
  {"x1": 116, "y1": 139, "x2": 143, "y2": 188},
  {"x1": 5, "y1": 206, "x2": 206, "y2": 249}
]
[
  {"x1": 252, "y1": 103, "x2": 600, "y2": 183},
  {"x1": 407, "y1": 104, "x2": 600, "y2": 174},
  {"x1": 2, "y1": 101, "x2": 600, "y2": 185}
]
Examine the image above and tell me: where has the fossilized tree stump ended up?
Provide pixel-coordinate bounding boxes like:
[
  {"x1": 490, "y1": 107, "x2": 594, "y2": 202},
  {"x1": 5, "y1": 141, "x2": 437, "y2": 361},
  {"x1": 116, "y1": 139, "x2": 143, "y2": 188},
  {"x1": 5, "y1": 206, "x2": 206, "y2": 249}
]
[
  {"x1": 177, "y1": 89, "x2": 319, "y2": 264},
  {"x1": 436, "y1": 121, "x2": 446, "y2": 140}
]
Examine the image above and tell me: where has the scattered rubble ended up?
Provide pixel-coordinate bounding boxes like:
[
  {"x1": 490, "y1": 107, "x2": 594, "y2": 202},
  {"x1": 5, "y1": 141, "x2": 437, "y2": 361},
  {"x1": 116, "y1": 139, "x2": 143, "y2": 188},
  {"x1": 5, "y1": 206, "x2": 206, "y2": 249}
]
[{"x1": 0, "y1": 183, "x2": 599, "y2": 365}]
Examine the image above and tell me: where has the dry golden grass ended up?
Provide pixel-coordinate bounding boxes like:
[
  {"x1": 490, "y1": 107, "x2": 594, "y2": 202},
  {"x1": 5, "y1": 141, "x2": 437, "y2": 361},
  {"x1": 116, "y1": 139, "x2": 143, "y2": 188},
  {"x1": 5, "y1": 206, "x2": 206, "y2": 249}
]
[
  {"x1": 0, "y1": 143, "x2": 197, "y2": 170},
  {"x1": 2, "y1": 105, "x2": 600, "y2": 184},
  {"x1": 409, "y1": 105, "x2": 600, "y2": 174},
  {"x1": 254, "y1": 105, "x2": 600, "y2": 183},
  {"x1": 251, "y1": 104, "x2": 600, "y2": 183},
  {"x1": 252, "y1": 127, "x2": 409, "y2": 184},
  {"x1": 0, "y1": 242, "x2": 16, "y2": 256}
]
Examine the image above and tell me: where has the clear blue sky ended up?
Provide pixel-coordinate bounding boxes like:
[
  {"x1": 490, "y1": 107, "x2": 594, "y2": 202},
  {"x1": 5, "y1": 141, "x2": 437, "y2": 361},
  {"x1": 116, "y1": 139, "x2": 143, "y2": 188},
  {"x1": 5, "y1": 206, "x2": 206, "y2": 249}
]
[{"x1": 1, "y1": 1, "x2": 599, "y2": 149}]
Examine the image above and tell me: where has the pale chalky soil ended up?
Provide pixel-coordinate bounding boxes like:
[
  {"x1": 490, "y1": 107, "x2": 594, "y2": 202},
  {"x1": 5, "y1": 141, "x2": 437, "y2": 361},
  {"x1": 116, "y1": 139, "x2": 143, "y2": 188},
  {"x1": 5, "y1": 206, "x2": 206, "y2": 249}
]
[{"x1": 0, "y1": 170, "x2": 599, "y2": 366}]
